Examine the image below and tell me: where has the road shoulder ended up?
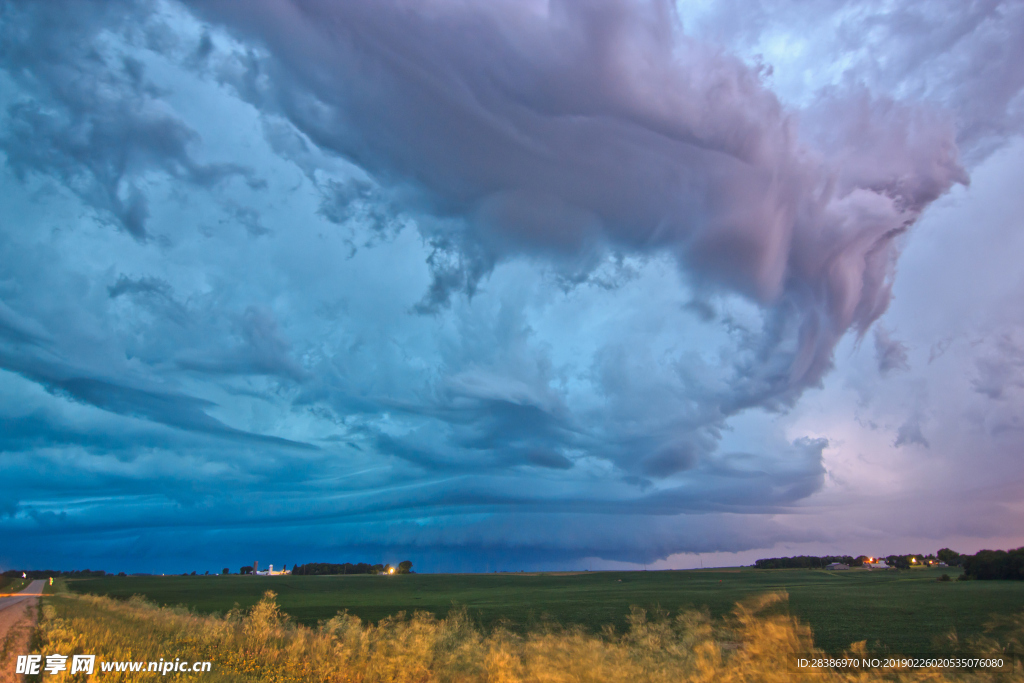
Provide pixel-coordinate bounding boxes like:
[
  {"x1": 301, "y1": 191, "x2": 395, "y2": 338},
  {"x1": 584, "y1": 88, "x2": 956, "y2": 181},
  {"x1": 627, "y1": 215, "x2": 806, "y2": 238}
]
[{"x1": 0, "y1": 597, "x2": 37, "y2": 683}]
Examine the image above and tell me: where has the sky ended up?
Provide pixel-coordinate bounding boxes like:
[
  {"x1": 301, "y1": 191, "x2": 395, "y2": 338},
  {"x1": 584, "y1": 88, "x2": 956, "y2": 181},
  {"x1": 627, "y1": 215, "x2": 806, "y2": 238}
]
[{"x1": 0, "y1": 0, "x2": 1022, "y2": 574}]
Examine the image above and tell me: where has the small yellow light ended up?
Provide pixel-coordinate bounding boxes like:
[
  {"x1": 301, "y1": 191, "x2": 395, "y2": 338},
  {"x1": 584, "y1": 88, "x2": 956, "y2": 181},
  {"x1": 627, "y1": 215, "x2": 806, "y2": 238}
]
[{"x1": 388, "y1": 567, "x2": 395, "y2": 574}]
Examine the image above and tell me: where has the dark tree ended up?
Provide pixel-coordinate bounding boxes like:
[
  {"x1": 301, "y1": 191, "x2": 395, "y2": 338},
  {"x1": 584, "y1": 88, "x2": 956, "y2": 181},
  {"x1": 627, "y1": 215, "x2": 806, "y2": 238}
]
[
  {"x1": 754, "y1": 555, "x2": 857, "y2": 569},
  {"x1": 222, "y1": 568, "x2": 230, "y2": 575},
  {"x1": 291, "y1": 562, "x2": 380, "y2": 575},
  {"x1": 937, "y1": 548, "x2": 962, "y2": 566},
  {"x1": 885, "y1": 555, "x2": 911, "y2": 569},
  {"x1": 962, "y1": 548, "x2": 1024, "y2": 580},
  {"x1": 398, "y1": 560, "x2": 413, "y2": 574},
  {"x1": 240, "y1": 566, "x2": 253, "y2": 575}
]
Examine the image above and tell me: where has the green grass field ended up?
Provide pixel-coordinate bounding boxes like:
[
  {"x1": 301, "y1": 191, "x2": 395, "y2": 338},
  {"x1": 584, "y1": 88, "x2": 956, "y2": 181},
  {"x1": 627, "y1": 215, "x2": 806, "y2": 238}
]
[
  {"x1": 66, "y1": 567, "x2": 1024, "y2": 655},
  {"x1": 0, "y1": 576, "x2": 29, "y2": 593}
]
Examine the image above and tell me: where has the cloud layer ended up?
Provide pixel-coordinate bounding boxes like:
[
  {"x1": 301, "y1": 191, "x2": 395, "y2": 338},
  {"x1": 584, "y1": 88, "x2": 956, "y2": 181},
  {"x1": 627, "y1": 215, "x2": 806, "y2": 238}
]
[{"x1": 0, "y1": 0, "x2": 1022, "y2": 572}]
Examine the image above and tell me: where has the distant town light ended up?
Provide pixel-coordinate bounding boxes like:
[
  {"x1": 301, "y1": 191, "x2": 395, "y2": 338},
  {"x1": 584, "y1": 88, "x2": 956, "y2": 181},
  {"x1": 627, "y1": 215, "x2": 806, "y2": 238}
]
[{"x1": 388, "y1": 567, "x2": 395, "y2": 574}]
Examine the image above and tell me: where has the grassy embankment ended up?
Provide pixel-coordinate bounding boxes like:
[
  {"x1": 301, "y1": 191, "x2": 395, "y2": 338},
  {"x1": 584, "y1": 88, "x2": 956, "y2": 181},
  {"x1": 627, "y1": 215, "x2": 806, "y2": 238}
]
[
  {"x1": 0, "y1": 577, "x2": 29, "y2": 594},
  {"x1": 33, "y1": 586, "x2": 1024, "y2": 683},
  {"x1": 68, "y1": 567, "x2": 1024, "y2": 654}
]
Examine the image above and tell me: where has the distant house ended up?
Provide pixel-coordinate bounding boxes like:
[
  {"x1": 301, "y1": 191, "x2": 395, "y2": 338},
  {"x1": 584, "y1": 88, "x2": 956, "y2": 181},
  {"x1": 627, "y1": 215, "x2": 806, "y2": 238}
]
[
  {"x1": 865, "y1": 560, "x2": 890, "y2": 569},
  {"x1": 825, "y1": 563, "x2": 849, "y2": 570},
  {"x1": 254, "y1": 563, "x2": 291, "y2": 576}
]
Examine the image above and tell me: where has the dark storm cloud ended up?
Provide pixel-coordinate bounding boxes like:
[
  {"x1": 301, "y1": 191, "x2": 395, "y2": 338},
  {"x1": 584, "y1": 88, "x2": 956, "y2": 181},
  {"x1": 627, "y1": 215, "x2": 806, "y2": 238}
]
[
  {"x1": 0, "y1": 300, "x2": 51, "y2": 344},
  {"x1": 223, "y1": 204, "x2": 270, "y2": 238},
  {"x1": 0, "y1": 409, "x2": 251, "y2": 462},
  {"x1": 0, "y1": 0, "x2": 257, "y2": 240},
  {"x1": 108, "y1": 275, "x2": 174, "y2": 300},
  {"x1": 318, "y1": 177, "x2": 403, "y2": 243},
  {"x1": 874, "y1": 326, "x2": 910, "y2": 374},
  {"x1": 413, "y1": 233, "x2": 497, "y2": 315},
  {"x1": 176, "y1": 306, "x2": 306, "y2": 382},
  {"x1": 894, "y1": 415, "x2": 929, "y2": 448},
  {"x1": 4, "y1": 0, "x2": 1020, "y2": 573},
  {"x1": 1, "y1": 432, "x2": 823, "y2": 542},
  {"x1": 0, "y1": 350, "x2": 312, "y2": 449},
  {"x1": 192, "y1": 0, "x2": 965, "y2": 403},
  {"x1": 0, "y1": 508, "x2": 793, "y2": 571}
]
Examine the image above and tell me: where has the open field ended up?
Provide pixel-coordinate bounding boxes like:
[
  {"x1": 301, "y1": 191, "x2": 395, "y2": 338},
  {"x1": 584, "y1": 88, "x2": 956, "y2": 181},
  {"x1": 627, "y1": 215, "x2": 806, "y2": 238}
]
[
  {"x1": 67, "y1": 567, "x2": 1024, "y2": 654},
  {"x1": 32, "y1": 589, "x2": 1024, "y2": 682}
]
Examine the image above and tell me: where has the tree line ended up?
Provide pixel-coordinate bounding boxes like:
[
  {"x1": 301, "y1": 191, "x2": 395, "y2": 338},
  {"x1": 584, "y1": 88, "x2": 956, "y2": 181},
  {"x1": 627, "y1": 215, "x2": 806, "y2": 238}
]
[
  {"x1": 754, "y1": 555, "x2": 860, "y2": 569},
  {"x1": 3, "y1": 562, "x2": 417, "y2": 578},
  {"x1": 2, "y1": 569, "x2": 107, "y2": 579},
  {"x1": 961, "y1": 548, "x2": 1024, "y2": 580},
  {"x1": 753, "y1": 547, "x2": 1024, "y2": 580},
  {"x1": 288, "y1": 561, "x2": 413, "y2": 575},
  {"x1": 754, "y1": 548, "x2": 964, "y2": 571}
]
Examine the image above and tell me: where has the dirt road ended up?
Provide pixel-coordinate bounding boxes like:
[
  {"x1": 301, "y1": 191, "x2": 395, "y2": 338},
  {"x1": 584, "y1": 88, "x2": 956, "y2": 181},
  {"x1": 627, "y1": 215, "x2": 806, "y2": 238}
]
[{"x1": 0, "y1": 581, "x2": 43, "y2": 683}]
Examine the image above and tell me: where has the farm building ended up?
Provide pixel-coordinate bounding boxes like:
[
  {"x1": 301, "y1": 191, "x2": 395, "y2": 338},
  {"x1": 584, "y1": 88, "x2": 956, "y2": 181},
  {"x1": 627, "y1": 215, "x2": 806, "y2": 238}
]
[
  {"x1": 254, "y1": 563, "x2": 290, "y2": 576},
  {"x1": 825, "y1": 562, "x2": 849, "y2": 570}
]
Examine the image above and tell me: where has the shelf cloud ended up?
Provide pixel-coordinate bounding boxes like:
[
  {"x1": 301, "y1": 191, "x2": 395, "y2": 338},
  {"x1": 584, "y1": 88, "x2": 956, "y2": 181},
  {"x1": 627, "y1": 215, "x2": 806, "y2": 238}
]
[{"x1": 0, "y1": 0, "x2": 1022, "y2": 572}]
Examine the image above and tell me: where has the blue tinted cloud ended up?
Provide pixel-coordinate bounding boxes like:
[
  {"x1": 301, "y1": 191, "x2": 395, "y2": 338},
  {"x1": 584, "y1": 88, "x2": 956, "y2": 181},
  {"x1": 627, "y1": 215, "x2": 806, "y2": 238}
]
[{"x1": 0, "y1": 0, "x2": 1021, "y2": 572}]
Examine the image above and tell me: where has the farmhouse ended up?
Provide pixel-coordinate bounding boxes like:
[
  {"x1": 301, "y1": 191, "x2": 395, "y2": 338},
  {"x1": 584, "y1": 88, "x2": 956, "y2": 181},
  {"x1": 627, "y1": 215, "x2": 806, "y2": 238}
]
[
  {"x1": 825, "y1": 562, "x2": 849, "y2": 570},
  {"x1": 253, "y1": 563, "x2": 290, "y2": 576},
  {"x1": 865, "y1": 560, "x2": 890, "y2": 569}
]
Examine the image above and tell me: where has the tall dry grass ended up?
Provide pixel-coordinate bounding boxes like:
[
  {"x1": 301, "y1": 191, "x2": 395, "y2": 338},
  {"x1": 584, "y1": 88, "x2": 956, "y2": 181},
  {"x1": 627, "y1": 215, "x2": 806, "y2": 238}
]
[{"x1": 32, "y1": 590, "x2": 1022, "y2": 682}]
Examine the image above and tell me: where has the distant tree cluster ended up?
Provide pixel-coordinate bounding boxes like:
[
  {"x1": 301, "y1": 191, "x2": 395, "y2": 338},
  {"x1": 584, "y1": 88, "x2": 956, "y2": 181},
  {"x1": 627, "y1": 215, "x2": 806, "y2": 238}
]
[
  {"x1": 292, "y1": 562, "x2": 377, "y2": 575},
  {"x1": 291, "y1": 561, "x2": 413, "y2": 575},
  {"x1": 2, "y1": 569, "x2": 107, "y2": 578},
  {"x1": 754, "y1": 553, "x2": 962, "y2": 570},
  {"x1": 753, "y1": 549, "x2": 980, "y2": 572},
  {"x1": 937, "y1": 548, "x2": 963, "y2": 566},
  {"x1": 754, "y1": 556, "x2": 860, "y2": 569},
  {"x1": 883, "y1": 555, "x2": 913, "y2": 570},
  {"x1": 961, "y1": 548, "x2": 1024, "y2": 581}
]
